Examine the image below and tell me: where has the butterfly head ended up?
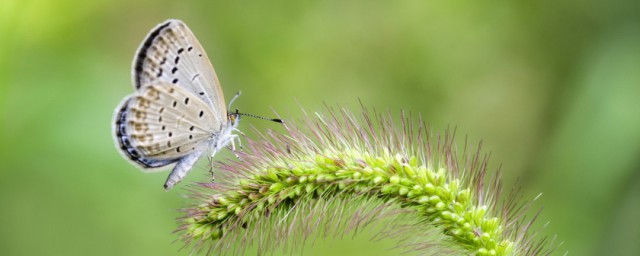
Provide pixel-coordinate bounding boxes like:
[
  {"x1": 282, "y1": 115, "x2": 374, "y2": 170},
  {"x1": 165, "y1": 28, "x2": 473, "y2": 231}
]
[{"x1": 228, "y1": 109, "x2": 241, "y2": 126}]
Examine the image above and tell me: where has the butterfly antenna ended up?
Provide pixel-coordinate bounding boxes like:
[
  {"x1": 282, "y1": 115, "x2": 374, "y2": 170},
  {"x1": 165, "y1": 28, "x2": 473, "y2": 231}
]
[
  {"x1": 228, "y1": 91, "x2": 242, "y2": 110},
  {"x1": 236, "y1": 109, "x2": 283, "y2": 123}
]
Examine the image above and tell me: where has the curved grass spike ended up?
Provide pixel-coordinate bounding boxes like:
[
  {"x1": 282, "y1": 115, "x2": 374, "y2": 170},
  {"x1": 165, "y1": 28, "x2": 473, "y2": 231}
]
[{"x1": 177, "y1": 106, "x2": 554, "y2": 255}]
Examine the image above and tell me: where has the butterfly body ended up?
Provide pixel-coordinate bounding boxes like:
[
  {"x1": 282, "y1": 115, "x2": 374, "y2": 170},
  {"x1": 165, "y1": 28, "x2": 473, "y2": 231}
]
[{"x1": 113, "y1": 19, "x2": 238, "y2": 190}]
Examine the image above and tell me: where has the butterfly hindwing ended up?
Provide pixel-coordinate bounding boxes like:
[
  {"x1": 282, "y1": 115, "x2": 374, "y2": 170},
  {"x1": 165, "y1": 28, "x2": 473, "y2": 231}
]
[
  {"x1": 114, "y1": 96, "x2": 178, "y2": 170},
  {"x1": 114, "y1": 82, "x2": 219, "y2": 172}
]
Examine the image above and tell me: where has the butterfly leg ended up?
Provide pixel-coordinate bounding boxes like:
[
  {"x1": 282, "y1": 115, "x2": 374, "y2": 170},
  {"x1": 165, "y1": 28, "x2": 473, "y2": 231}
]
[
  {"x1": 227, "y1": 134, "x2": 241, "y2": 159},
  {"x1": 233, "y1": 128, "x2": 246, "y2": 150},
  {"x1": 207, "y1": 145, "x2": 222, "y2": 182},
  {"x1": 207, "y1": 155, "x2": 215, "y2": 182}
]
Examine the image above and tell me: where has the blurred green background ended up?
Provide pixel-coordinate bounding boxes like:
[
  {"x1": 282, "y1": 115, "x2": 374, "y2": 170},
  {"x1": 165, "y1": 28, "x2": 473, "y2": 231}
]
[{"x1": 1, "y1": 0, "x2": 639, "y2": 255}]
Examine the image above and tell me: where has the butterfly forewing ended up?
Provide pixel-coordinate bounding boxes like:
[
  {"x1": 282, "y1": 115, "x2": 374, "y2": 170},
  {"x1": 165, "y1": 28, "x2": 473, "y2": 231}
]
[{"x1": 132, "y1": 19, "x2": 227, "y2": 125}]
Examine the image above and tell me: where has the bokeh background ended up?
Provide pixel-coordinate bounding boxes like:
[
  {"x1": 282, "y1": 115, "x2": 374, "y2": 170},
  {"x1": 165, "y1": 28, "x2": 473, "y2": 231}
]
[{"x1": 1, "y1": 1, "x2": 639, "y2": 255}]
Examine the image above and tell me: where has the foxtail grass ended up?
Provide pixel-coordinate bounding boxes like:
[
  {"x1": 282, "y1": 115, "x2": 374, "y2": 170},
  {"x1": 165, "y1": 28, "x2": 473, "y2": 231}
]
[{"x1": 176, "y1": 106, "x2": 554, "y2": 255}]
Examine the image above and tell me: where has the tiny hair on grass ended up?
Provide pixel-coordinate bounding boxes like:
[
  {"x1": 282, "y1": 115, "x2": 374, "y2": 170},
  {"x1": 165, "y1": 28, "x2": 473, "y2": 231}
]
[{"x1": 176, "y1": 105, "x2": 556, "y2": 256}]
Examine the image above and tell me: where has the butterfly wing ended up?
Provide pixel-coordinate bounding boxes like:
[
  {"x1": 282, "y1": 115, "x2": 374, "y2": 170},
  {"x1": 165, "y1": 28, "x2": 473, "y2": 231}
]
[
  {"x1": 114, "y1": 82, "x2": 219, "y2": 172},
  {"x1": 132, "y1": 19, "x2": 228, "y2": 125}
]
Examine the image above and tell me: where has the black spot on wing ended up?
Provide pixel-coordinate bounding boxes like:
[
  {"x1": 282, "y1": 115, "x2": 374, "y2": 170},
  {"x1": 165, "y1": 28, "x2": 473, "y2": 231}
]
[{"x1": 128, "y1": 148, "x2": 140, "y2": 158}]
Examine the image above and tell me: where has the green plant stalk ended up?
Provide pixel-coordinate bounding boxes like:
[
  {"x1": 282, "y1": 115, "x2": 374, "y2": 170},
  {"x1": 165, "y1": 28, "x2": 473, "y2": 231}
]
[
  {"x1": 187, "y1": 151, "x2": 510, "y2": 255},
  {"x1": 178, "y1": 108, "x2": 550, "y2": 255}
]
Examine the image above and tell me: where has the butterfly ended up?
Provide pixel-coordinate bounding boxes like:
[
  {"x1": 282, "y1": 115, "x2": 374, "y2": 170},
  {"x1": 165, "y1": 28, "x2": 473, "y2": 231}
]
[{"x1": 113, "y1": 19, "x2": 254, "y2": 190}]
